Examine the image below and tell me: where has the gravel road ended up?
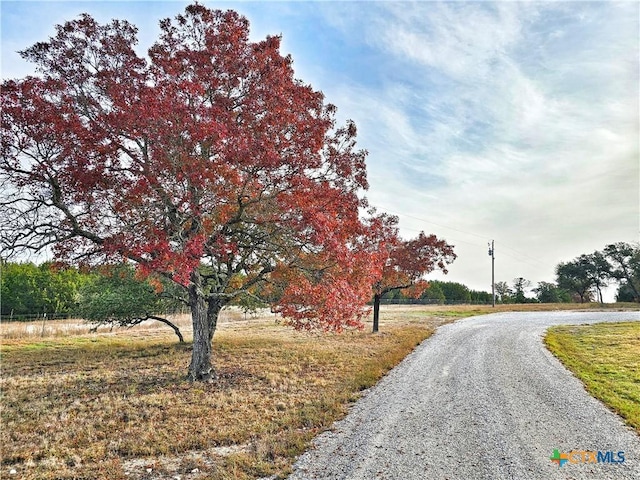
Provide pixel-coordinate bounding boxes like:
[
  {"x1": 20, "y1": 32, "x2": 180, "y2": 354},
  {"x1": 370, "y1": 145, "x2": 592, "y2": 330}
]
[{"x1": 289, "y1": 311, "x2": 640, "y2": 480}]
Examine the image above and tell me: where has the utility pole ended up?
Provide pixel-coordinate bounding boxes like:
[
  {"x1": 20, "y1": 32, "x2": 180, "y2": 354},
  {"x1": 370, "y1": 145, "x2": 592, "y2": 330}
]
[{"x1": 488, "y1": 240, "x2": 495, "y2": 307}]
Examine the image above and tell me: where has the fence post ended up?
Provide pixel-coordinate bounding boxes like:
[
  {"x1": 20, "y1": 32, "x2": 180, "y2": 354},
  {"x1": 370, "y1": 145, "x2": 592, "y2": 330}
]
[{"x1": 41, "y1": 312, "x2": 47, "y2": 337}]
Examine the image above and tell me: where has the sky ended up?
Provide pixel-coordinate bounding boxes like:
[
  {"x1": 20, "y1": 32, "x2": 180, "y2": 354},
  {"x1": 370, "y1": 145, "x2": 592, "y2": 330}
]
[{"x1": 1, "y1": 1, "x2": 639, "y2": 300}]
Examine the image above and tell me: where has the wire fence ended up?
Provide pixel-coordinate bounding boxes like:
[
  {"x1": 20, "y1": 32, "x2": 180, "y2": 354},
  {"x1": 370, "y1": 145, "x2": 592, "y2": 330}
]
[
  {"x1": 0, "y1": 312, "x2": 75, "y2": 323},
  {"x1": 376, "y1": 298, "x2": 494, "y2": 306},
  {"x1": 2, "y1": 300, "x2": 499, "y2": 321},
  {"x1": 1, "y1": 306, "x2": 192, "y2": 323}
]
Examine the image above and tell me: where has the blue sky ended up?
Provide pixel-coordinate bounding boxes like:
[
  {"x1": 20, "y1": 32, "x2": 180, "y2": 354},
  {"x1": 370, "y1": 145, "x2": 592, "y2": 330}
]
[{"x1": 2, "y1": 1, "x2": 638, "y2": 299}]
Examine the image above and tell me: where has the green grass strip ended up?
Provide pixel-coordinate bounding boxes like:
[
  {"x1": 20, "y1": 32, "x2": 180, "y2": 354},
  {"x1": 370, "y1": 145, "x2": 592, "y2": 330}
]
[{"x1": 545, "y1": 321, "x2": 640, "y2": 434}]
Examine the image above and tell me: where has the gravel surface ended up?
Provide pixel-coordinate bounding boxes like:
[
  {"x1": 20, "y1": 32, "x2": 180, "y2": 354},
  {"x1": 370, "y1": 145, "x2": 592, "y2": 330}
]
[{"x1": 289, "y1": 311, "x2": 640, "y2": 480}]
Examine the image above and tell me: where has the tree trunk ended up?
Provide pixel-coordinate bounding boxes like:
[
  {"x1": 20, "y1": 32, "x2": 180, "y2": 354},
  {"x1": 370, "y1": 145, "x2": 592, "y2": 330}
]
[
  {"x1": 186, "y1": 272, "x2": 218, "y2": 382},
  {"x1": 372, "y1": 293, "x2": 381, "y2": 333},
  {"x1": 597, "y1": 286, "x2": 603, "y2": 304},
  {"x1": 207, "y1": 296, "x2": 221, "y2": 344}
]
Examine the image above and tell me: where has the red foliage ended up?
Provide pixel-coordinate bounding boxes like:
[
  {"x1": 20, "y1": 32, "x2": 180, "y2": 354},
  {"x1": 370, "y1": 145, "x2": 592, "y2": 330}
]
[
  {"x1": 0, "y1": 4, "x2": 382, "y2": 332},
  {"x1": 375, "y1": 230, "x2": 457, "y2": 298}
]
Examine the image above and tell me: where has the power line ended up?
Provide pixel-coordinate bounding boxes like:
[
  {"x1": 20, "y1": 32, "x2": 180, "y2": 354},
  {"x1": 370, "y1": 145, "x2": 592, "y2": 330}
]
[
  {"x1": 370, "y1": 204, "x2": 489, "y2": 241},
  {"x1": 369, "y1": 202, "x2": 548, "y2": 269},
  {"x1": 496, "y1": 241, "x2": 547, "y2": 268},
  {"x1": 496, "y1": 247, "x2": 547, "y2": 270},
  {"x1": 393, "y1": 223, "x2": 486, "y2": 248}
]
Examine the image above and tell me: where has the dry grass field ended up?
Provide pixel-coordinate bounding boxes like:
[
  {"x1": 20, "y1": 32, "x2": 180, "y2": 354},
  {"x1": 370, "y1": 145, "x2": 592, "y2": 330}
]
[
  {"x1": 1, "y1": 303, "x2": 636, "y2": 479},
  {"x1": 1, "y1": 306, "x2": 447, "y2": 480}
]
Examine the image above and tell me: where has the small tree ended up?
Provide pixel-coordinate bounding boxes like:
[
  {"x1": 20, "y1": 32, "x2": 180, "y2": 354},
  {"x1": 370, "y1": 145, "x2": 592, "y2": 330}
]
[
  {"x1": 556, "y1": 256, "x2": 596, "y2": 303},
  {"x1": 494, "y1": 281, "x2": 513, "y2": 304},
  {"x1": 77, "y1": 266, "x2": 185, "y2": 341},
  {"x1": 616, "y1": 283, "x2": 638, "y2": 302},
  {"x1": 603, "y1": 242, "x2": 640, "y2": 302},
  {"x1": 372, "y1": 229, "x2": 456, "y2": 333},
  {"x1": 533, "y1": 281, "x2": 570, "y2": 303},
  {"x1": 512, "y1": 277, "x2": 531, "y2": 303}
]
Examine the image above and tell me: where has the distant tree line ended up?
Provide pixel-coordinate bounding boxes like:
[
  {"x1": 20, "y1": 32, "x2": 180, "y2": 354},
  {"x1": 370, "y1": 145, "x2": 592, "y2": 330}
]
[
  {"x1": 380, "y1": 242, "x2": 639, "y2": 305},
  {"x1": 1, "y1": 261, "x2": 88, "y2": 319},
  {"x1": 1, "y1": 261, "x2": 182, "y2": 316},
  {"x1": 2, "y1": 241, "x2": 636, "y2": 326},
  {"x1": 492, "y1": 278, "x2": 570, "y2": 304},
  {"x1": 380, "y1": 280, "x2": 493, "y2": 305},
  {"x1": 1, "y1": 261, "x2": 188, "y2": 339},
  {"x1": 494, "y1": 242, "x2": 639, "y2": 304},
  {"x1": 555, "y1": 242, "x2": 639, "y2": 303}
]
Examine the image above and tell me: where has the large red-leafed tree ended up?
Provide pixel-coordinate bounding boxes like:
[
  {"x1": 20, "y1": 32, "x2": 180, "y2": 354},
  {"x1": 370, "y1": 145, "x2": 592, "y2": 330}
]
[
  {"x1": 372, "y1": 225, "x2": 456, "y2": 333},
  {"x1": 1, "y1": 5, "x2": 384, "y2": 381}
]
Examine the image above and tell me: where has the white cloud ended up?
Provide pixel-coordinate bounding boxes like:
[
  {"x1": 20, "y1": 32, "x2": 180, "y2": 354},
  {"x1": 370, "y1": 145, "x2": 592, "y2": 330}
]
[
  {"x1": 2, "y1": 1, "x2": 637, "y2": 296},
  {"x1": 314, "y1": 1, "x2": 639, "y2": 293}
]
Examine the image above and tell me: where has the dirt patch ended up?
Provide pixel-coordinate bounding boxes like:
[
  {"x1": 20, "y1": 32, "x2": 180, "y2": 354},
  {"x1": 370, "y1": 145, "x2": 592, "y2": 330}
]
[{"x1": 121, "y1": 444, "x2": 250, "y2": 479}]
